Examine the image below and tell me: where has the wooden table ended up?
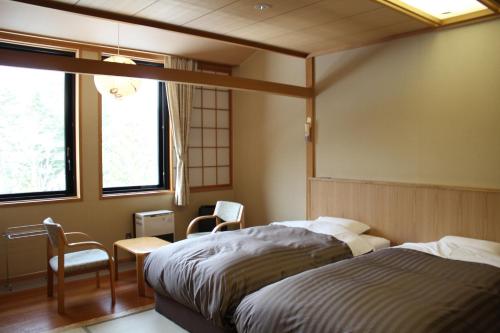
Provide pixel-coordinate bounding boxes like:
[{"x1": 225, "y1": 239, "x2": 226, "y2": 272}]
[{"x1": 113, "y1": 237, "x2": 170, "y2": 297}]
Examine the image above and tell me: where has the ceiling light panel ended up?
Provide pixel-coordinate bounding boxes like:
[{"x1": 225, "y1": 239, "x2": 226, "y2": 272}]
[{"x1": 398, "y1": 0, "x2": 487, "y2": 19}]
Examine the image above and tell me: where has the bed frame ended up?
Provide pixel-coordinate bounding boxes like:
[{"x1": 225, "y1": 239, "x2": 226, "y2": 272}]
[{"x1": 154, "y1": 292, "x2": 232, "y2": 333}]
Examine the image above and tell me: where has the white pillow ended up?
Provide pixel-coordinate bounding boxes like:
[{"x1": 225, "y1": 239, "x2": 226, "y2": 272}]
[
  {"x1": 315, "y1": 216, "x2": 370, "y2": 235},
  {"x1": 439, "y1": 236, "x2": 500, "y2": 255}
]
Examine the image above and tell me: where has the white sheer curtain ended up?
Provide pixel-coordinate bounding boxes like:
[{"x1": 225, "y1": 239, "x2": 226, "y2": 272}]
[{"x1": 165, "y1": 56, "x2": 196, "y2": 206}]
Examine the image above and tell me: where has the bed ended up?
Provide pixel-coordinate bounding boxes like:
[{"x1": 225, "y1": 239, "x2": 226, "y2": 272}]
[
  {"x1": 144, "y1": 217, "x2": 385, "y2": 331},
  {"x1": 234, "y1": 236, "x2": 500, "y2": 333}
]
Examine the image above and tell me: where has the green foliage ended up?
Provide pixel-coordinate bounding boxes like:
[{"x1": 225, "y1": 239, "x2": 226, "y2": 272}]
[{"x1": 0, "y1": 67, "x2": 66, "y2": 195}]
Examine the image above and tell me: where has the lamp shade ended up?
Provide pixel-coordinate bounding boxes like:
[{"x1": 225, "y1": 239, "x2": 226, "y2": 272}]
[{"x1": 94, "y1": 55, "x2": 141, "y2": 99}]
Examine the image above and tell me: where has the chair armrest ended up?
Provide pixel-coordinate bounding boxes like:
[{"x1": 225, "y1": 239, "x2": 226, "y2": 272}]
[
  {"x1": 67, "y1": 241, "x2": 110, "y2": 257},
  {"x1": 186, "y1": 215, "x2": 215, "y2": 235},
  {"x1": 212, "y1": 221, "x2": 241, "y2": 233},
  {"x1": 64, "y1": 232, "x2": 91, "y2": 240}
]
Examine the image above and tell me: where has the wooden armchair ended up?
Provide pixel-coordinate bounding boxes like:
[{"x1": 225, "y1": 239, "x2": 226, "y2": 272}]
[
  {"x1": 186, "y1": 201, "x2": 245, "y2": 239},
  {"x1": 43, "y1": 217, "x2": 115, "y2": 314}
]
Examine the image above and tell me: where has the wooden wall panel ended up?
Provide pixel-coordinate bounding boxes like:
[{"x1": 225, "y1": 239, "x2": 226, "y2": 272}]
[{"x1": 310, "y1": 178, "x2": 500, "y2": 244}]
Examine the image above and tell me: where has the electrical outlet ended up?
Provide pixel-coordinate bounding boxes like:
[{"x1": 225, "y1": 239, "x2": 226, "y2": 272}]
[{"x1": 125, "y1": 232, "x2": 132, "y2": 239}]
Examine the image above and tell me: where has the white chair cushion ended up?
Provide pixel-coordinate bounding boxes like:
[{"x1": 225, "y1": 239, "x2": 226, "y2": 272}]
[
  {"x1": 187, "y1": 232, "x2": 212, "y2": 239},
  {"x1": 49, "y1": 249, "x2": 109, "y2": 273}
]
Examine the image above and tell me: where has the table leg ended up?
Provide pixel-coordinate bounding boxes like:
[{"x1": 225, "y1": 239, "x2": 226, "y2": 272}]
[
  {"x1": 113, "y1": 244, "x2": 118, "y2": 281},
  {"x1": 136, "y1": 254, "x2": 145, "y2": 297}
]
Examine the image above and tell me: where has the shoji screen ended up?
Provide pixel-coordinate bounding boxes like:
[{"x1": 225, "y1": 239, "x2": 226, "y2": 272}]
[{"x1": 173, "y1": 64, "x2": 232, "y2": 190}]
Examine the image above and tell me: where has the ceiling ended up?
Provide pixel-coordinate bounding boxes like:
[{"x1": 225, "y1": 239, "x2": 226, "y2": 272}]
[
  {"x1": 0, "y1": 0, "x2": 256, "y2": 65},
  {"x1": 52, "y1": 0, "x2": 431, "y2": 55},
  {"x1": 1, "y1": 0, "x2": 496, "y2": 65}
]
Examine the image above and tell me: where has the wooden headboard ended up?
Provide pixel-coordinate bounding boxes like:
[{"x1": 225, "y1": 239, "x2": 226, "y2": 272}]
[{"x1": 309, "y1": 178, "x2": 500, "y2": 244}]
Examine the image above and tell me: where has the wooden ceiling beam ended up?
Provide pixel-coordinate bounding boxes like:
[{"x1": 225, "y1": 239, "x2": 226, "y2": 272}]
[
  {"x1": 11, "y1": 0, "x2": 308, "y2": 59},
  {"x1": 0, "y1": 48, "x2": 312, "y2": 98}
]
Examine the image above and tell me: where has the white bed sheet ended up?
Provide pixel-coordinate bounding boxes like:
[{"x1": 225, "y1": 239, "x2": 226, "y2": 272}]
[
  {"x1": 397, "y1": 237, "x2": 500, "y2": 269},
  {"x1": 359, "y1": 234, "x2": 390, "y2": 251}
]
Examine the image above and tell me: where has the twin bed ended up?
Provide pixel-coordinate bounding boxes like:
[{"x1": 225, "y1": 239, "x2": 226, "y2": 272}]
[
  {"x1": 144, "y1": 178, "x2": 500, "y2": 332},
  {"x1": 145, "y1": 217, "x2": 379, "y2": 331},
  {"x1": 235, "y1": 237, "x2": 500, "y2": 333}
]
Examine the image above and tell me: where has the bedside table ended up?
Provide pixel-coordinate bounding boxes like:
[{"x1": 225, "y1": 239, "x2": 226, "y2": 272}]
[{"x1": 114, "y1": 237, "x2": 170, "y2": 296}]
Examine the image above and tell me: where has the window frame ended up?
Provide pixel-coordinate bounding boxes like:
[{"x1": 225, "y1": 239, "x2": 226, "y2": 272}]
[
  {"x1": 100, "y1": 60, "x2": 170, "y2": 196},
  {"x1": 0, "y1": 42, "x2": 77, "y2": 202}
]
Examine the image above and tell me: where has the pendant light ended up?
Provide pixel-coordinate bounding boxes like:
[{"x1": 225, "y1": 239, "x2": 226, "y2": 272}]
[{"x1": 94, "y1": 24, "x2": 141, "y2": 99}]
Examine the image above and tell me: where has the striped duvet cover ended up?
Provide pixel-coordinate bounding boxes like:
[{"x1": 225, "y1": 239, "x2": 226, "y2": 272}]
[
  {"x1": 144, "y1": 224, "x2": 352, "y2": 328},
  {"x1": 235, "y1": 248, "x2": 500, "y2": 333}
]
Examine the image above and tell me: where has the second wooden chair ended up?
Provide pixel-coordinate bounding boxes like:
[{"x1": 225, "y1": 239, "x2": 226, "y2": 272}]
[{"x1": 186, "y1": 201, "x2": 245, "y2": 239}]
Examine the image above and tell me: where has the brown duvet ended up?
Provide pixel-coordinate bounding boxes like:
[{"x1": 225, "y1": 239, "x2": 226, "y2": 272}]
[
  {"x1": 234, "y1": 248, "x2": 500, "y2": 333},
  {"x1": 144, "y1": 225, "x2": 352, "y2": 328}
]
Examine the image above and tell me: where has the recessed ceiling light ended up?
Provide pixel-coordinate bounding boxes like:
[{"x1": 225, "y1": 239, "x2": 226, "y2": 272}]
[
  {"x1": 397, "y1": 0, "x2": 487, "y2": 19},
  {"x1": 254, "y1": 3, "x2": 272, "y2": 11}
]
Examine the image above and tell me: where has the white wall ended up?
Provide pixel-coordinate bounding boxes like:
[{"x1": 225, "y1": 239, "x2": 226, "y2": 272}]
[
  {"x1": 233, "y1": 51, "x2": 307, "y2": 226},
  {"x1": 315, "y1": 19, "x2": 500, "y2": 188}
]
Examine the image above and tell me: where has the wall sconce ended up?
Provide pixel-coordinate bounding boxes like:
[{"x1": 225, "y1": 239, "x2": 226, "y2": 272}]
[{"x1": 305, "y1": 116, "x2": 312, "y2": 141}]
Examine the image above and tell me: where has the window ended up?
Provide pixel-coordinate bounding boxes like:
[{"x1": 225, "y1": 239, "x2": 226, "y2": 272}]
[
  {"x1": 185, "y1": 65, "x2": 232, "y2": 189},
  {"x1": 101, "y1": 60, "x2": 169, "y2": 195},
  {"x1": 0, "y1": 43, "x2": 76, "y2": 202}
]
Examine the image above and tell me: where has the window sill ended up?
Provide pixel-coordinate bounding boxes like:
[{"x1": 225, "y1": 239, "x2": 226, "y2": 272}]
[
  {"x1": 100, "y1": 190, "x2": 174, "y2": 200},
  {"x1": 0, "y1": 196, "x2": 81, "y2": 207}
]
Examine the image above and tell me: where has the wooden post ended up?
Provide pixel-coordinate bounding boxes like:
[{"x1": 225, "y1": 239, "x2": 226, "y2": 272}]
[{"x1": 306, "y1": 57, "x2": 315, "y2": 219}]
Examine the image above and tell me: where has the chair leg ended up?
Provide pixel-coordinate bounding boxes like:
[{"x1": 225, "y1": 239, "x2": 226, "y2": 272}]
[
  {"x1": 96, "y1": 271, "x2": 100, "y2": 288},
  {"x1": 113, "y1": 244, "x2": 119, "y2": 281},
  {"x1": 47, "y1": 267, "x2": 54, "y2": 297},
  {"x1": 57, "y1": 269, "x2": 65, "y2": 314},
  {"x1": 109, "y1": 259, "x2": 116, "y2": 305}
]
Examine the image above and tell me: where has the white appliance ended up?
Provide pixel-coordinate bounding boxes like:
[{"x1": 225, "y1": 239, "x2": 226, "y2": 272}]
[{"x1": 135, "y1": 210, "x2": 174, "y2": 238}]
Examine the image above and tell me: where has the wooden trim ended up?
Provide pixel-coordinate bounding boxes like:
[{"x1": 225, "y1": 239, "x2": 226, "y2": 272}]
[
  {"x1": 0, "y1": 196, "x2": 81, "y2": 208},
  {"x1": 441, "y1": 10, "x2": 497, "y2": 26},
  {"x1": 309, "y1": 177, "x2": 500, "y2": 244},
  {"x1": 479, "y1": 0, "x2": 500, "y2": 13},
  {"x1": 101, "y1": 190, "x2": 174, "y2": 200},
  {"x1": 305, "y1": 57, "x2": 315, "y2": 219},
  {"x1": 75, "y1": 59, "x2": 83, "y2": 204},
  {"x1": 311, "y1": 177, "x2": 500, "y2": 193},
  {"x1": 375, "y1": 0, "x2": 499, "y2": 28},
  {"x1": 229, "y1": 89, "x2": 234, "y2": 188},
  {"x1": 11, "y1": 0, "x2": 308, "y2": 59},
  {"x1": 0, "y1": 48, "x2": 312, "y2": 98},
  {"x1": 97, "y1": 80, "x2": 104, "y2": 200},
  {"x1": 373, "y1": 0, "x2": 440, "y2": 26}
]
